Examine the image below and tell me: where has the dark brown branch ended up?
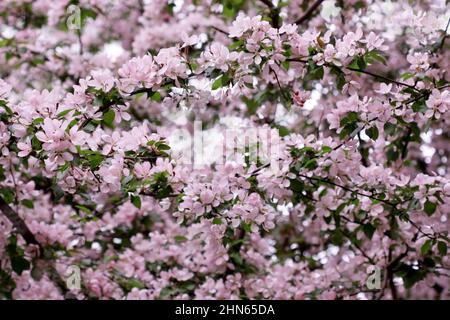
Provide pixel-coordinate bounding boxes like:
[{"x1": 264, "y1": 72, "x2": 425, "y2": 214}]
[
  {"x1": 260, "y1": 0, "x2": 274, "y2": 8},
  {"x1": 345, "y1": 66, "x2": 418, "y2": 91},
  {"x1": 287, "y1": 57, "x2": 419, "y2": 91},
  {"x1": 211, "y1": 26, "x2": 231, "y2": 37},
  {"x1": 259, "y1": 0, "x2": 280, "y2": 28},
  {"x1": 0, "y1": 196, "x2": 39, "y2": 245},
  {"x1": 295, "y1": 0, "x2": 325, "y2": 25},
  {"x1": 0, "y1": 195, "x2": 71, "y2": 297},
  {"x1": 342, "y1": 229, "x2": 376, "y2": 264},
  {"x1": 297, "y1": 174, "x2": 396, "y2": 207}
]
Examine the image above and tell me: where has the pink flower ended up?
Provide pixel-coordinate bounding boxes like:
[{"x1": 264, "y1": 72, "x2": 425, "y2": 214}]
[
  {"x1": 17, "y1": 139, "x2": 32, "y2": 157},
  {"x1": 134, "y1": 161, "x2": 152, "y2": 179},
  {"x1": 200, "y1": 189, "x2": 214, "y2": 204},
  {"x1": 376, "y1": 83, "x2": 393, "y2": 94},
  {"x1": 118, "y1": 55, "x2": 160, "y2": 93},
  {"x1": 35, "y1": 118, "x2": 73, "y2": 153},
  {"x1": 0, "y1": 79, "x2": 12, "y2": 99},
  {"x1": 155, "y1": 47, "x2": 187, "y2": 80},
  {"x1": 407, "y1": 52, "x2": 429, "y2": 72},
  {"x1": 88, "y1": 69, "x2": 115, "y2": 92},
  {"x1": 181, "y1": 32, "x2": 199, "y2": 48},
  {"x1": 203, "y1": 43, "x2": 238, "y2": 72},
  {"x1": 425, "y1": 89, "x2": 450, "y2": 119}
]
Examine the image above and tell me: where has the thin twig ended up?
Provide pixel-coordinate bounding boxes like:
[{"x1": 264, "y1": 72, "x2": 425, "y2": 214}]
[{"x1": 438, "y1": 18, "x2": 450, "y2": 51}]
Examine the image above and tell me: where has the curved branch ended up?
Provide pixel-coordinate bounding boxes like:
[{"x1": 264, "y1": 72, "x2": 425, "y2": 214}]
[
  {"x1": 0, "y1": 196, "x2": 71, "y2": 296},
  {"x1": 295, "y1": 0, "x2": 325, "y2": 25},
  {"x1": 0, "y1": 196, "x2": 39, "y2": 245}
]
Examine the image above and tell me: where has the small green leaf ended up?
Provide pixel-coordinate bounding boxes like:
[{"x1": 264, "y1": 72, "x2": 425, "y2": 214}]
[
  {"x1": 424, "y1": 200, "x2": 437, "y2": 216},
  {"x1": 230, "y1": 252, "x2": 243, "y2": 265},
  {"x1": 149, "y1": 91, "x2": 162, "y2": 102},
  {"x1": 365, "y1": 51, "x2": 387, "y2": 65},
  {"x1": 420, "y1": 239, "x2": 433, "y2": 256},
  {"x1": 76, "y1": 205, "x2": 92, "y2": 214},
  {"x1": 174, "y1": 235, "x2": 187, "y2": 243},
  {"x1": 131, "y1": 195, "x2": 141, "y2": 209},
  {"x1": 321, "y1": 146, "x2": 332, "y2": 154},
  {"x1": 212, "y1": 218, "x2": 223, "y2": 225},
  {"x1": 309, "y1": 65, "x2": 324, "y2": 80},
  {"x1": 401, "y1": 72, "x2": 414, "y2": 80},
  {"x1": 32, "y1": 117, "x2": 44, "y2": 125},
  {"x1": 57, "y1": 108, "x2": 73, "y2": 118},
  {"x1": 102, "y1": 109, "x2": 115, "y2": 127},
  {"x1": 212, "y1": 75, "x2": 224, "y2": 90},
  {"x1": 0, "y1": 188, "x2": 15, "y2": 204},
  {"x1": 437, "y1": 241, "x2": 447, "y2": 256},
  {"x1": 384, "y1": 122, "x2": 396, "y2": 136},
  {"x1": 21, "y1": 199, "x2": 34, "y2": 209},
  {"x1": 87, "y1": 153, "x2": 104, "y2": 169},
  {"x1": 366, "y1": 126, "x2": 379, "y2": 140},
  {"x1": 241, "y1": 222, "x2": 252, "y2": 233},
  {"x1": 363, "y1": 223, "x2": 376, "y2": 240},
  {"x1": 11, "y1": 257, "x2": 30, "y2": 275}
]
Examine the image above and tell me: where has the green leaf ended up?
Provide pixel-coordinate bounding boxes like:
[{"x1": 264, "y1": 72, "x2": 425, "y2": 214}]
[
  {"x1": 321, "y1": 146, "x2": 332, "y2": 154},
  {"x1": 357, "y1": 56, "x2": 367, "y2": 70},
  {"x1": 340, "y1": 111, "x2": 358, "y2": 126},
  {"x1": 401, "y1": 72, "x2": 414, "y2": 80},
  {"x1": 241, "y1": 222, "x2": 252, "y2": 233},
  {"x1": 230, "y1": 252, "x2": 243, "y2": 265},
  {"x1": 7, "y1": 236, "x2": 31, "y2": 275},
  {"x1": 275, "y1": 125, "x2": 290, "y2": 137},
  {"x1": 348, "y1": 57, "x2": 359, "y2": 69},
  {"x1": 437, "y1": 241, "x2": 447, "y2": 256},
  {"x1": 366, "y1": 126, "x2": 379, "y2": 140},
  {"x1": 212, "y1": 218, "x2": 223, "y2": 225},
  {"x1": 363, "y1": 223, "x2": 376, "y2": 240},
  {"x1": 212, "y1": 76, "x2": 222, "y2": 90},
  {"x1": 32, "y1": 117, "x2": 44, "y2": 125},
  {"x1": 420, "y1": 239, "x2": 433, "y2": 256},
  {"x1": 31, "y1": 136, "x2": 42, "y2": 151},
  {"x1": 57, "y1": 108, "x2": 73, "y2": 118},
  {"x1": 149, "y1": 91, "x2": 162, "y2": 102},
  {"x1": 174, "y1": 235, "x2": 187, "y2": 243},
  {"x1": 365, "y1": 51, "x2": 387, "y2": 65},
  {"x1": 21, "y1": 199, "x2": 34, "y2": 209},
  {"x1": 424, "y1": 200, "x2": 437, "y2": 216},
  {"x1": 289, "y1": 179, "x2": 303, "y2": 192},
  {"x1": 11, "y1": 257, "x2": 30, "y2": 275},
  {"x1": 395, "y1": 264, "x2": 427, "y2": 288},
  {"x1": 0, "y1": 188, "x2": 15, "y2": 204},
  {"x1": 76, "y1": 205, "x2": 92, "y2": 214},
  {"x1": 87, "y1": 153, "x2": 104, "y2": 170},
  {"x1": 102, "y1": 109, "x2": 115, "y2": 128},
  {"x1": 119, "y1": 278, "x2": 146, "y2": 291},
  {"x1": 386, "y1": 148, "x2": 399, "y2": 162},
  {"x1": 336, "y1": 72, "x2": 346, "y2": 91},
  {"x1": 309, "y1": 65, "x2": 324, "y2": 80},
  {"x1": 212, "y1": 74, "x2": 230, "y2": 90},
  {"x1": 304, "y1": 159, "x2": 318, "y2": 170},
  {"x1": 131, "y1": 195, "x2": 141, "y2": 209},
  {"x1": 384, "y1": 122, "x2": 396, "y2": 136}
]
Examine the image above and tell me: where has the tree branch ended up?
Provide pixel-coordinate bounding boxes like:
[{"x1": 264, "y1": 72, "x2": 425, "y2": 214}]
[
  {"x1": 295, "y1": 0, "x2": 325, "y2": 25},
  {"x1": 0, "y1": 195, "x2": 71, "y2": 297},
  {"x1": 260, "y1": 0, "x2": 280, "y2": 28},
  {"x1": 0, "y1": 196, "x2": 39, "y2": 245}
]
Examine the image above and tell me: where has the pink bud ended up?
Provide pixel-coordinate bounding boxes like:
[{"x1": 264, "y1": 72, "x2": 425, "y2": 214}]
[{"x1": 200, "y1": 189, "x2": 214, "y2": 204}]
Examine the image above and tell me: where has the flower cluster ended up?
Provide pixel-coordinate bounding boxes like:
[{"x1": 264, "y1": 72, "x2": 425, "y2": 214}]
[{"x1": 0, "y1": 0, "x2": 449, "y2": 301}]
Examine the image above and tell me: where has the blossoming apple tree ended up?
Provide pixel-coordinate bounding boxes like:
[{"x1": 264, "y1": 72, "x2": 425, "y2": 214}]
[{"x1": 0, "y1": 0, "x2": 449, "y2": 299}]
